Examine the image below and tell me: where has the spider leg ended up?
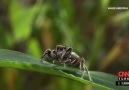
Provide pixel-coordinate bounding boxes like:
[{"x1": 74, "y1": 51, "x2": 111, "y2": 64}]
[
  {"x1": 63, "y1": 57, "x2": 72, "y2": 67},
  {"x1": 79, "y1": 61, "x2": 82, "y2": 70},
  {"x1": 40, "y1": 49, "x2": 51, "y2": 63},
  {"x1": 63, "y1": 63, "x2": 66, "y2": 67},
  {"x1": 52, "y1": 60, "x2": 55, "y2": 63},
  {"x1": 81, "y1": 57, "x2": 93, "y2": 82},
  {"x1": 71, "y1": 59, "x2": 76, "y2": 64},
  {"x1": 70, "y1": 58, "x2": 79, "y2": 66},
  {"x1": 63, "y1": 58, "x2": 71, "y2": 63},
  {"x1": 80, "y1": 59, "x2": 85, "y2": 78},
  {"x1": 64, "y1": 58, "x2": 74, "y2": 66}
]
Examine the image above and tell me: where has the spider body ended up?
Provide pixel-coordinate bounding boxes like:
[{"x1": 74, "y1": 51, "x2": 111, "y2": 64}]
[{"x1": 40, "y1": 45, "x2": 92, "y2": 81}]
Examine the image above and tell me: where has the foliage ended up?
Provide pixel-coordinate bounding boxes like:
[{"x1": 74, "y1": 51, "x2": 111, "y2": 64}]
[{"x1": 0, "y1": 49, "x2": 128, "y2": 90}]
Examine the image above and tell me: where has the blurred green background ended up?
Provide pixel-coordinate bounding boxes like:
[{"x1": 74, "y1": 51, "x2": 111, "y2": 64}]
[{"x1": 0, "y1": 0, "x2": 129, "y2": 90}]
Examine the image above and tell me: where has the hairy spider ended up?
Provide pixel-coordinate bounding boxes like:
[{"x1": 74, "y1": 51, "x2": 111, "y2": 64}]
[
  {"x1": 40, "y1": 45, "x2": 92, "y2": 81},
  {"x1": 40, "y1": 45, "x2": 68, "y2": 63}
]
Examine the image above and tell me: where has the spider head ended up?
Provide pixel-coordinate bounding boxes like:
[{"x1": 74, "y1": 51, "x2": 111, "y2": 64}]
[
  {"x1": 61, "y1": 47, "x2": 72, "y2": 59},
  {"x1": 56, "y1": 45, "x2": 72, "y2": 60},
  {"x1": 56, "y1": 45, "x2": 66, "y2": 57},
  {"x1": 56, "y1": 45, "x2": 66, "y2": 51}
]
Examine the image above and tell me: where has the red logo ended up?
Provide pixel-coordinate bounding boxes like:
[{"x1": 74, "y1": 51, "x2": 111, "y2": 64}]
[{"x1": 118, "y1": 71, "x2": 129, "y2": 77}]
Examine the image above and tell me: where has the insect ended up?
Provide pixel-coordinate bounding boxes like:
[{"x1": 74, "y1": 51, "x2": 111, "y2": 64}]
[{"x1": 40, "y1": 45, "x2": 92, "y2": 81}]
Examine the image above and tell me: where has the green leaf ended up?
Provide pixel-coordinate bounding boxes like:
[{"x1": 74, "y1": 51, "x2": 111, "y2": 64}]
[
  {"x1": 0, "y1": 49, "x2": 127, "y2": 90},
  {"x1": 9, "y1": 0, "x2": 38, "y2": 41}
]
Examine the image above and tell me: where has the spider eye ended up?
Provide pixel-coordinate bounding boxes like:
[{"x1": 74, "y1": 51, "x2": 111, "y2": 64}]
[
  {"x1": 57, "y1": 47, "x2": 59, "y2": 51},
  {"x1": 60, "y1": 48, "x2": 63, "y2": 50}
]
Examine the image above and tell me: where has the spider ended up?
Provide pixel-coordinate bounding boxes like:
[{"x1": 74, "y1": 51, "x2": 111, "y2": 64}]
[
  {"x1": 40, "y1": 45, "x2": 69, "y2": 63},
  {"x1": 40, "y1": 45, "x2": 92, "y2": 81}
]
